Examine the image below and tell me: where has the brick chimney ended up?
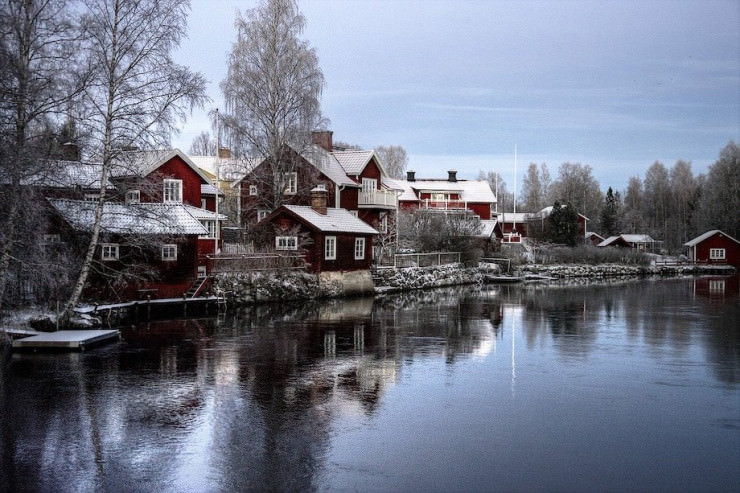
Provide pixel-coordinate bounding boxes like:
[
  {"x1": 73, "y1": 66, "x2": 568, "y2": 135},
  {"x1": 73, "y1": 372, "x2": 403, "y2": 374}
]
[
  {"x1": 407, "y1": 170, "x2": 416, "y2": 182},
  {"x1": 310, "y1": 184, "x2": 328, "y2": 215},
  {"x1": 218, "y1": 147, "x2": 231, "y2": 159},
  {"x1": 311, "y1": 130, "x2": 333, "y2": 152},
  {"x1": 448, "y1": 170, "x2": 458, "y2": 182}
]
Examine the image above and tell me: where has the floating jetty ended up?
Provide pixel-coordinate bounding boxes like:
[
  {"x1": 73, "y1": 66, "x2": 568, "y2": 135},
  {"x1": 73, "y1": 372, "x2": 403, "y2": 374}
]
[{"x1": 11, "y1": 329, "x2": 120, "y2": 351}]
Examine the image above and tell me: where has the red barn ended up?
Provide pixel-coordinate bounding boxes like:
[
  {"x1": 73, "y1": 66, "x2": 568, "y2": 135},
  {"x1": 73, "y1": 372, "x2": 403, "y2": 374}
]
[{"x1": 684, "y1": 230, "x2": 740, "y2": 267}]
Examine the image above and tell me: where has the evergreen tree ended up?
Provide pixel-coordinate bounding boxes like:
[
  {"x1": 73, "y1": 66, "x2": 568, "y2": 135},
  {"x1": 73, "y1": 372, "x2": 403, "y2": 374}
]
[
  {"x1": 548, "y1": 202, "x2": 579, "y2": 246},
  {"x1": 600, "y1": 187, "x2": 620, "y2": 236}
]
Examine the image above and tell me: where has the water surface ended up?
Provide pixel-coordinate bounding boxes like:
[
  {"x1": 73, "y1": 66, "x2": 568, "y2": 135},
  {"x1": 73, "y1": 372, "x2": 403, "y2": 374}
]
[{"x1": 1, "y1": 277, "x2": 738, "y2": 492}]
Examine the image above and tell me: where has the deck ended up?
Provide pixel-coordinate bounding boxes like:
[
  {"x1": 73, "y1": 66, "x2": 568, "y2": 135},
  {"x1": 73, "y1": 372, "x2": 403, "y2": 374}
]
[{"x1": 11, "y1": 329, "x2": 120, "y2": 351}]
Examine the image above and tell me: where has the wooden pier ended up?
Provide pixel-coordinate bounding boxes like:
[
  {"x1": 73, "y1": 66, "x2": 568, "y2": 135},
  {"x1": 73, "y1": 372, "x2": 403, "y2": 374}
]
[{"x1": 11, "y1": 329, "x2": 120, "y2": 351}]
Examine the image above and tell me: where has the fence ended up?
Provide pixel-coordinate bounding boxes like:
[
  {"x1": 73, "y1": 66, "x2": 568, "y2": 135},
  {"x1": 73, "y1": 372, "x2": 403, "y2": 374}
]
[
  {"x1": 387, "y1": 251, "x2": 461, "y2": 268},
  {"x1": 207, "y1": 253, "x2": 307, "y2": 274}
]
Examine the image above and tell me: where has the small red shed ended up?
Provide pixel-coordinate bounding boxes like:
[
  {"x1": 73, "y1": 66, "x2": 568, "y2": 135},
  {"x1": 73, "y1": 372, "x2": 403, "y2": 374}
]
[{"x1": 684, "y1": 230, "x2": 740, "y2": 267}]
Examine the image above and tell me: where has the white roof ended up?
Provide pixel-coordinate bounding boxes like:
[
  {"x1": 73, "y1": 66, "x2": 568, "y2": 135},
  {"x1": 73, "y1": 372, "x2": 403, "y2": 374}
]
[
  {"x1": 478, "y1": 219, "x2": 497, "y2": 237},
  {"x1": 393, "y1": 178, "x2": 496, "y2": 203},
  {"x1": 189, "y1": 154, "x2": 254, "y2": 182},
  {"x1": 183, "y1": 204, "x2": 227, "y2": 221},
  {"x1": 301, "y1": 145, "x2": 359, "y2": 187},
  {"x1": 282, "y1": 205, "x2": 378, "y2": 235},
  {"x1": 497, "y1": 212, "x2": 528, "y2": 223},
  {"x1": 109, "y1": 149, "x2": 213, "y2": 185},
  {"x1": 9, "y1": 160, "x2": 113, "y2": 189},
  {"x1": 685, "y1": 229, "x2": 740, "y2": 247},
  {"x1": 597, "y1": 234, "x2": 658, "y2": 247},
  {"x1": 48, "y1": 198, "x2": 208, "y2": 236},
  {"x1": 333, "y1": 149, "x2": 385, "y2": 176}
]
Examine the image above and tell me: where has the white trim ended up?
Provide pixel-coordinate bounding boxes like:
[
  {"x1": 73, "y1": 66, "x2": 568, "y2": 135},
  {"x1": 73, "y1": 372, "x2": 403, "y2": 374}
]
[
  {"x1": 276, "y1": 236, "x2": 298, "y2": 250},
  {"x1": 161, "y1": 244, "x2": 177, "y2": 261},
  {"x1": 709, "y1": 248, "x2": 726, "y2": 260},
  {"x1": 325, "y1": 236, "x2": 337, "y2": 260},
  {"x1": 354, "y1": 237, "x2": 365, "y2": 260},
  {"x1": 163, "y1": 179, "x2": 183, "y2": 203},
  {"x1": 101, "y1": 243, "x2": 119, "y2": 261}
]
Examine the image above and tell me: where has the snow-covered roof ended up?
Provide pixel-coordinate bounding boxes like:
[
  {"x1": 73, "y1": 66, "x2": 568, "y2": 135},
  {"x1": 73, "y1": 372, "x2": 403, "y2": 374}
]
[
  {"x1": 10, "y1": 160, "x2": 114, "y2": 189},
  {"x1": 301, "y1": 145, "x2": 359, "y2": 188},
  {"x1": 109, "y1": 149, "x2": 213, "y2": 185},
  {"x1": 333, "y1": 149, "x2": 385, "y2": 176},
  {"x1": 498, "y1": 212, "x2": 528, "y2": 223},
  {"x1": 478, "y1": 219, "x2": 497, "y2": 237},
  {"x1": 597, "y1": 234, "x2": 658, "y2": 247},
  {"x1": 47, "y1": 198, "x2": 208, "y2": 236},
  {"x1": 281, "y1": 205, "x2": 378, "y2": 235},
  {"x1": 392, "y1": 178, "x2": 496, "y2": 203},
  {"x1": 200, "y1": 183, "x2": 222, "y2": 196},
  {"x1": 383, "y1": 177, "x2": 418, "y2": 201},
  {"x1": 189, "y1": 154, "x2": 254, "y2": 182},
  {"x1": 684, "y1": 230, "x2": 740, "y2": 247},
  {"x1": 183, "y1": 204, "x2": 227, "y2": 221}
]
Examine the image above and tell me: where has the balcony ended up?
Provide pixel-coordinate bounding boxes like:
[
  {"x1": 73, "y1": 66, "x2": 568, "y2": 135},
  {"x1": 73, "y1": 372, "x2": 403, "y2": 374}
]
[
  {"x1": 420, "y1": 199, "x2": 468, "y2": 211},
  {"x1": 358, "y1": 189, "x2": 397, "y2": 209}
]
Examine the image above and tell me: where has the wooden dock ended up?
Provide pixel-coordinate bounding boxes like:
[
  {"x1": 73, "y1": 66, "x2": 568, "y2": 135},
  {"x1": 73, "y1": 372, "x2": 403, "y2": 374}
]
[{"x1": 11, "y1": 329, "x2": 120, "y2": 351}]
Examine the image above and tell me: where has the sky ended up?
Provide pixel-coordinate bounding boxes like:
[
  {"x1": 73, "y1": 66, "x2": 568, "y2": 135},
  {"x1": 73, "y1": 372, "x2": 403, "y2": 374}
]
[{"x1": 172, "y1": 0, "x2": 740, "y2": 192}]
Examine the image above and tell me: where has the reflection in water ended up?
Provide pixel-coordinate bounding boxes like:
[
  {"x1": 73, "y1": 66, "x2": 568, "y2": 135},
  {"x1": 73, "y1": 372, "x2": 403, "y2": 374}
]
[{"x1": 1, "y1": 277, "x2": 738, "y2": 492}]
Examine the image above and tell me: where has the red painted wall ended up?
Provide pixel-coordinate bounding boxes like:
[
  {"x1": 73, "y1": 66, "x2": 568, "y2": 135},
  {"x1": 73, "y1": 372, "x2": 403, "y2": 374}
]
[{"x1": 692, "y1": 232, "x2": 740, "y2": 267}]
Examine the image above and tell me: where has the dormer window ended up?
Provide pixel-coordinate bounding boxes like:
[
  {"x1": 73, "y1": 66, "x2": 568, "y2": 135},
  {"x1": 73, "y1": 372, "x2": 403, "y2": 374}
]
[
  {"x1": 125, "y1": 189, "x2": 140, "y2": 204},
  {"x1": 163, "y1": 179, "x2": 182, "y2": 203},
  {"x1": 284, "y1": 172, "x2": 297, "y2": 195}
]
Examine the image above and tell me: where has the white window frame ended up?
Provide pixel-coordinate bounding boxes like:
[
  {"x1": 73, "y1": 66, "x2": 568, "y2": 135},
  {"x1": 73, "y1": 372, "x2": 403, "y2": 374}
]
[
  {"x1": 276, "y1": 236, "x2": 298, "y2": 251},
  {"x1": 163, "y1": 179, "x2": 183, "y2": 203},
  {"x1": 161, "y1": 244, "x2": 177, "y2": 261},
  {"x1": 43, "y1": 233, "x2": 60, "y2": 243},
  {"x1": 284, "y1": 172, "x2": 298, "y2": 195},
  {"x1": 354, "y1": 237, "x2": 365, "y2": 260},
  {"x1": 101, "y1": 243, "x2": 119, "y2": 261},
  {"x1": 257, "y1": 209, "x2": 270, "y2": 222},
  {"x1": 200, "y1": 220, "x2": 216, "y2": 239},
  {"x1": 709, "y1": 248, "x2": 726, "y2": 260},
  {"x1": 125, "y1": 189, "x2": 140, "y2": 204},
  {"x1": 325, "y1": 236, "x2": 337, "y2": 260},
  {"x1": 249, "y1": 184, "x2": 258, "y2": 196}
]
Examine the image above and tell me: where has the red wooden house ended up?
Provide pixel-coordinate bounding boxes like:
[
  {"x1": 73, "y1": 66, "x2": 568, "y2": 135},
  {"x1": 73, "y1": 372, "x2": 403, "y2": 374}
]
[
  {"x1": 262, "y1": 186, "x2": 378, "y2": 273},
  {"x1": 389, "y1": 170, "x2": 496, "y2": 220},
  {"x1": 236, "y1": 130, "x2": 396, "y2": 248},
  {"x1": 684, "y1": 230, "x2": 740, "y2": 267}
]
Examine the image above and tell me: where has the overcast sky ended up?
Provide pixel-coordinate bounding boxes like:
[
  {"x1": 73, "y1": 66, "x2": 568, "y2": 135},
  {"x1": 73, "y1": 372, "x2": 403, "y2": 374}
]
[{"x1": 173, "y1": 0, "x2": 740, "y2": 191}]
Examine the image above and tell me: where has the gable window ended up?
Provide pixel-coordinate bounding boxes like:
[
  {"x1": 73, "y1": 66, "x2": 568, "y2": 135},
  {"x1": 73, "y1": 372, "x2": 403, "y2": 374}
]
[
  {"x1": 276, "y1": 236, "x2": 298, "y2": 251},
  {"x1": 284, "y1": 172, "x2": 297, "y2": 195},
  {"x1": 257, "y1": 209, "x2": 269, "y2": 222},
  {"x1": 43, "y1": 234, "x2": 60, "y2": 244},
  {"x1": 709, "y1": 248, "x2": 726, "y2": 260},
  {"x1": 163, "y1": 179, "x2": 182, "y2": 203},
  {"x1": 161, "y1": 244, "x2": 177, "y2": 261},
  {"x1": 325, "y1": 236, "x2": 336, "y2": 260},
  {"x1": 125, "y1": 190, "x2": 140, "y2": 204},
  {"x1": 354, "y1": 237, "x2": 365, "y2": 260},
  {"x1": 249, "y1": 184, "x2": 258, "y2": 196},
  {"x1": 200, "y1": 220, "x2": 216, "y2": 239},
  {"x1": 101, "y1": 243, "x2": 119, "y2": 261}
]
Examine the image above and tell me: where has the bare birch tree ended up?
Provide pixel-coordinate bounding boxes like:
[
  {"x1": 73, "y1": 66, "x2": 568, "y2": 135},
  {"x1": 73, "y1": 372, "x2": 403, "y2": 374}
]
[
  {"x1": 0, "y1": 0, "x2": 84, "y2": 310},
  {"x1": 220, "y1": 0, "x2": 325, "y2": 211},
  {"x1": 374, "y1": 145, "x2": 408, "y2": 179},
  {"x1": 61, "y1": 0, "x2": 207, "y2": 321}
]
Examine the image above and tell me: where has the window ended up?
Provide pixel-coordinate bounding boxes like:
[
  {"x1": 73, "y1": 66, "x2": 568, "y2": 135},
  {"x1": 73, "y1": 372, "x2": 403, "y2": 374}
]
[
  {"x1": 101, "y1": 243, "x2": 119, "y2": 261},
  {"x1": 201, "y1": 198, "x2": 207, "y2": 209},
  {"x1": 200, "y1": 220, "x2": 216, "y2": 239},
  {"x1": 125, "y1": 190, "x2": 140, "y2": 204},
  {"x1": 276, "y1": 236, "x2": 298, "y2": 250},
  {"x1": 325, "y1": 236, "x2": 336, "y2": 260},
  {"x1": 84, "y1": 193, "x2": 100, "y2": 202},
  {"x1": 163, "y1": 179, "x2": 182, "y2": 203},
  {"x1": 709, "y1": 248, "x2": 726, "y2": 260},
  {"x1": 43, "y1": 234, "x2": 60, "y2": 243},
  {"x1": 284, "y1": 172, "x2": 297, "y2": 195},
  {"x1": 354, "y1": 237, "x2": 365, "y2": 260},
  {"x1": 257, "y1": 209, "x2": 269, "y2": 222},
  {"x1": 161, "y1": 244, "x2": 177, "y2": 261},
  {"x1": 362, "y1": 178, "x2": 377, "y2": 193},
  {"x1": 249, "y1": 185, "x2": 258, "y2": 196},
  {"x1": 380, "y1": 213, "x2": 388, "y2": 234}
]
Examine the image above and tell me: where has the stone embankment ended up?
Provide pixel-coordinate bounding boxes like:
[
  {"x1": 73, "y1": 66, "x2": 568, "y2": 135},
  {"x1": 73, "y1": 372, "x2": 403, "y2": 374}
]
[
  {"x1": 373, "y1": 262, "x2": 501, "y2": 293},
  {"x1": 518, "y1": 262, "x2": 735, "y2": 278}
]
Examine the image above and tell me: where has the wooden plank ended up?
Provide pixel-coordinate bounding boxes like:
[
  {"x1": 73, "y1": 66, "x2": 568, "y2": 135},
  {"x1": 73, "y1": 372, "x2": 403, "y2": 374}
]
[{"x1": 12, "y1": 329, "x2": 120, "y2": 351}]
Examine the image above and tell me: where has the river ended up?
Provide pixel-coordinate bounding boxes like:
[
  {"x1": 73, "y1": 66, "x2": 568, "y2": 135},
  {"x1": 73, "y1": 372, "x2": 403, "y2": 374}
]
[{"x1": 1, "y1": 276, "x2": 738, "y2": 492}]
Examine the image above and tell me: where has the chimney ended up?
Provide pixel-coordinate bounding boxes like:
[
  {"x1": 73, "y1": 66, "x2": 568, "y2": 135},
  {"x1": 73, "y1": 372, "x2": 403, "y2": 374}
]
[
  {"x1": 448, "y1": 170, "x2": 458, "y2": 182},
  {"x1": 218, "y1": 147, "x2": 231, "y2": 159},
  {"x1": 310, "y1": 184, "x2": 328, "y2": 215},
  {"x1": 311, "y1": 130, "x2": 333, "y2": 152},
  {"x1": 61, "y1": 141, "x2": 81, "y2": 161},
  {"x1": 407, "y1": 170, "x2": 416, "y2": 182}
]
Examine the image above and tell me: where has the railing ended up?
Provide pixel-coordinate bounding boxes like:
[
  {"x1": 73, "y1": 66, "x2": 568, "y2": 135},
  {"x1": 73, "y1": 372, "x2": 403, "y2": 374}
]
[
  {"x1": 391, "y1": 251, "x2": 461, "y2": 268},
  {"x1": 358, "y1": 189, "x2": 397, "y2": 207},
  {"x1": 207, "y1": 253, "x2": 307, "y2": 274},
  {"x1": 420, "y1": 199, "x2": 468, "y2": 211}
]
